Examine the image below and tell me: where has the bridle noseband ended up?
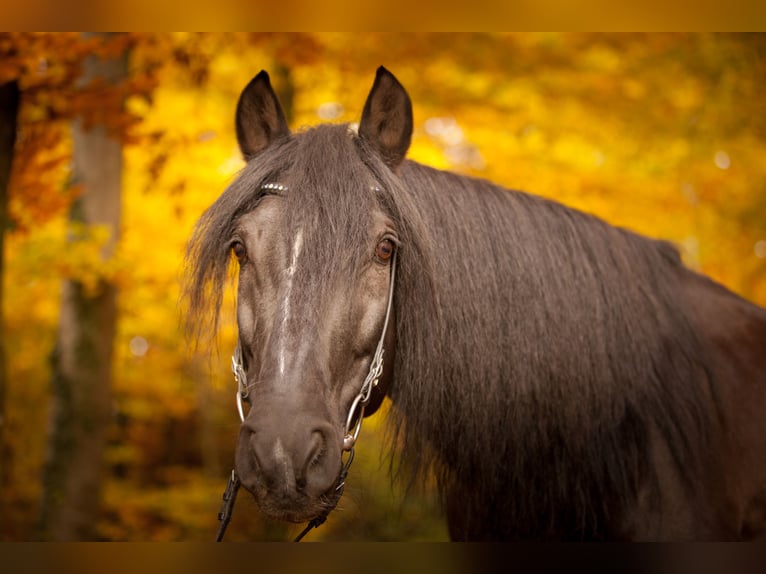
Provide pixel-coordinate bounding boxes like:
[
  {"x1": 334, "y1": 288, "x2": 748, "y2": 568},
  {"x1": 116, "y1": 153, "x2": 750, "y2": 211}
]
[{"x1": 216, "y1": 211, "x2": 397, "y2": 541}]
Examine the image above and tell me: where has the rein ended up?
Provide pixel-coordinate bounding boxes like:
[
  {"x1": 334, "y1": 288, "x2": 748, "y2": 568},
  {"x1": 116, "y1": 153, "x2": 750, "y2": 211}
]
[{"x1": 215, "y1": 246, "x2": 397, "y2": 542}]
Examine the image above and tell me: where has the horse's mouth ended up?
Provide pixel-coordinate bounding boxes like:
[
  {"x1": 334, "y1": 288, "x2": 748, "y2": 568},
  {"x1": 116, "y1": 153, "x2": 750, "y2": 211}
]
[
  {"x1": 242, "y1": 475, "x2": 344, "y2": 524},
  {"x1": 252, "y1": 494, "x2": 341, "y2": 524},
  {"x1": 258, "y1": 502, "x2": 332, "y2": 524}
]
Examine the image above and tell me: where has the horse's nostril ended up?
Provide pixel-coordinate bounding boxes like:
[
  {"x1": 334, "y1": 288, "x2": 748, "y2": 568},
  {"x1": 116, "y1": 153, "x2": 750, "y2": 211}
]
[
  {"x1": 292, "y1": 433, "x2": 321, "y2": 493},
  {"x1": 295, "y1": 476, "x2": 307, "y2": 492},
  {"x1": 247, "y1": 431, "x2": 276, "y2": 488},
  {"x1": 296, "y1": 429, "x2": 325, "y2": 486},
  {"x1": 308, "y1": 429, "x2": 325, "y2": 464}
]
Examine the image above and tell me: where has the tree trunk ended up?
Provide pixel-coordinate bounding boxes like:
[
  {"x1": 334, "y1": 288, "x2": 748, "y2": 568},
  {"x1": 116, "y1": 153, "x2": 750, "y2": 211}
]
[
  {"x1": 38, "y1": 34, "x2": 127, "y2": 540},
  {"x1": 0, "y1": 80, "x2": 20, "y2": 506}
]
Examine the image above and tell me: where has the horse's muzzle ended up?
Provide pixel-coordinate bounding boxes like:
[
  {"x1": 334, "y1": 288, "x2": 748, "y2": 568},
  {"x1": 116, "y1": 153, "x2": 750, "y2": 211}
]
[{"x1": 235, "y1": 413, "x2": 343, "y2": 522}]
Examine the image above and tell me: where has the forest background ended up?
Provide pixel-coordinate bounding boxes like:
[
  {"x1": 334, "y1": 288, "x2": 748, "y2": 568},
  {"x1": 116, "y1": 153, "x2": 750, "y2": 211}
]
[{"x1": 1, "y1": 33, "x2": 764, "y2": 541}]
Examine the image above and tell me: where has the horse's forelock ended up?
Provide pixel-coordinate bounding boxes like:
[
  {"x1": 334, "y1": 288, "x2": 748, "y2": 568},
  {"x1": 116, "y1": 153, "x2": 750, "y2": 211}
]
[{"x1": 182, "y1": 137, "x2": 297, "y2": 345}]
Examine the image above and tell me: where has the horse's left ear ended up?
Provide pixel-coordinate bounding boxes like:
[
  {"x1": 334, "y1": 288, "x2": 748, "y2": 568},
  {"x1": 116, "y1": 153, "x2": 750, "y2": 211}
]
[
  {"x1": 358, "y1": 66, "x2": 413, "y2": 169},
  {"x1": 235, "y1": 70, "x2": 291, "y2": 161}
]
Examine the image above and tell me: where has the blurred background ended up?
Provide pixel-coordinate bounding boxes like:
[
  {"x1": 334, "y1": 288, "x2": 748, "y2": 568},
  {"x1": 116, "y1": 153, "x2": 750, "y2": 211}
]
[{"x1": 0, "y1": 32, "x2": 764, "y2": 541}]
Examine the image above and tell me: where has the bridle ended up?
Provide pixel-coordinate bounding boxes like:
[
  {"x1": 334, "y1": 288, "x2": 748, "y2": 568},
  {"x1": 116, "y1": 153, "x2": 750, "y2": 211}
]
[{"x1": 215, "y1": 207, "x2": 397, "y2": 541}]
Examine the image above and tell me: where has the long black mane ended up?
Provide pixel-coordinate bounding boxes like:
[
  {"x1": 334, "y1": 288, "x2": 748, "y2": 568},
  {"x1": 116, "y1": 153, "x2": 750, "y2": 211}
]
[
  {"x1": 185, "y1": 124, "x2": 720, "y2": 539},
  {"x1": 392, "y1": 159, "x2": 720, "y2": 538}
]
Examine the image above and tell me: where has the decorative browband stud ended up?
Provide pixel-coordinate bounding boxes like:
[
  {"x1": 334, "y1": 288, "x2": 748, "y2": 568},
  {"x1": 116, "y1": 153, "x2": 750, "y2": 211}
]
[
  {"x1": 261, "y1": 182, "x2": 288, "y2": 192},
  {"x1": 260, "y1": 183, "x2": 383, "y2": 193}
]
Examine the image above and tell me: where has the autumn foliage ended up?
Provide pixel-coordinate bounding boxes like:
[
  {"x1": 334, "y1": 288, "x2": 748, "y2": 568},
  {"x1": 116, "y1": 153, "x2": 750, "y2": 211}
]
[{"x1": 1, "y1": 33, "x2": 765, "y2": 540}]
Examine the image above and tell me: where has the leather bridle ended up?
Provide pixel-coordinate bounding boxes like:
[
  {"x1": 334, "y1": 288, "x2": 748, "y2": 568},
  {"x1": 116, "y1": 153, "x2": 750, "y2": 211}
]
[{"x1": 215, "y1": 233, "x2": 397, "y2": 541}]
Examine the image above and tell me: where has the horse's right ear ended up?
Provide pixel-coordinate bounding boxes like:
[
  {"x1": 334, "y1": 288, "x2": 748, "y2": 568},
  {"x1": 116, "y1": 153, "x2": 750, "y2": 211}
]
[
  {"x1": 235, "y1": 70, "x2": 290, "y2": 161},
  {"x1": 358, "y1": 66, "x2": 413, "y2": 169}
]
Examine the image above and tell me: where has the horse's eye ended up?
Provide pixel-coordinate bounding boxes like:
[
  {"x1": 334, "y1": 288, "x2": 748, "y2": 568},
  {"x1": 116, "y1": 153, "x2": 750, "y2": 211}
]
[
  {"x1": 231, "y1": 241, "x2": 247, "y2": 262},
  {"x1": 375, "y1": 238, "x2": 395, "y2": 263}
]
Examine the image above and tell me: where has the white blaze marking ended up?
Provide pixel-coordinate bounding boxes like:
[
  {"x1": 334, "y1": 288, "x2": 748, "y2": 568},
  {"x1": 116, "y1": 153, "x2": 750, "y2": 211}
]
[
  {"x1": 273, "y1": 437, "x2": 292, "y2": 486},
  {"x1": 279, "y1": 229, "x2": 303, "y2": 377}
]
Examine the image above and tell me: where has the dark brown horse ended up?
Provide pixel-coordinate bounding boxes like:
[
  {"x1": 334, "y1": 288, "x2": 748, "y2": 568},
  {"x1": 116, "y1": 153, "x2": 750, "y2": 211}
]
[{"x1": 185, "y1": 67, "x2": 766, "y2": 540}]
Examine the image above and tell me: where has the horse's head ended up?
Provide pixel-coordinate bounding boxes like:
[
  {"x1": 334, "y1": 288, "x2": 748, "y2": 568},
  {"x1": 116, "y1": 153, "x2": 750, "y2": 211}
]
[{"x1": 222, "y1": 67, "x2": 413, "y2": 522}]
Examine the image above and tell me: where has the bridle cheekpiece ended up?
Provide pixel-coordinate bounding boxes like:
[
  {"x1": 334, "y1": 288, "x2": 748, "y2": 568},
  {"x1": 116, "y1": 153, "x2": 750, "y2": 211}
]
[{"x1": 217, "y1": 182, "x2": 397, "y2": 541}]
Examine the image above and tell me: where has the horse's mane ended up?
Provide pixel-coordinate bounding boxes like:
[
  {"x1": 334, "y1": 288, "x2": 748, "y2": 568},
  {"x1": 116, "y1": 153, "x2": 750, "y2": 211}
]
[
  {"x1": 184, "y1": 124, "x2": 719, "y2": 539},
  {"x1": 385, "y1": 161, "x2": 719, "y2": 538}
]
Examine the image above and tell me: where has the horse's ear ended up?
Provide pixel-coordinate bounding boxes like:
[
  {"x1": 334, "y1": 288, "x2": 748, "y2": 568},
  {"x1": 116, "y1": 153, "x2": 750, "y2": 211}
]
[
  {"x1": 235, "y1": 70, "x2": 290, "y2": 161},
  {"x1": 358, "y1": 66, "x2": 413, "y2": 169}
]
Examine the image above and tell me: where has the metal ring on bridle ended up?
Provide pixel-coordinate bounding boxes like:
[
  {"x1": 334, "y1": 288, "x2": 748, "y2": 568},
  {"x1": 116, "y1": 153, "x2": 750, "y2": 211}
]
[
  {"x1": 343, "y1": 393, "x2": 365, "y2": 451},
  {"x1": 232, "y1": 345, "x2": 248, "y2": 423}
]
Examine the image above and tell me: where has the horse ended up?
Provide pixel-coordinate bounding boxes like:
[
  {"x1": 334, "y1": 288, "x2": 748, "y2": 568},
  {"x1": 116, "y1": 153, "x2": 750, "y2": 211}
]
[{"x1": 184, "y1": 66, "x2": 766, "y2": 541}]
